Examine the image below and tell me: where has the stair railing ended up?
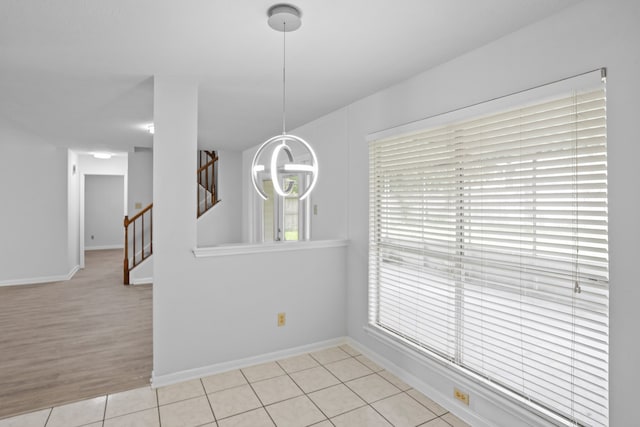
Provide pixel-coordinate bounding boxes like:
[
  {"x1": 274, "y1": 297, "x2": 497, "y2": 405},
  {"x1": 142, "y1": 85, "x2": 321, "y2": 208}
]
[
  {"x1": 123, "y1": 203, "x2": 153, "y2": 285},
  {"x1": 197, "y1": 150, "x2": 220, "y2": 217},
  {"x1": 122, "y1": 151, "x2": 220, "y2": 284}
]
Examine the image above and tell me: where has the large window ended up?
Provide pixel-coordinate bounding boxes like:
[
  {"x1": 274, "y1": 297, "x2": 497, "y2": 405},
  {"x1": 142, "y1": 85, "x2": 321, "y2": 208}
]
[{"x1": 368, "y1": 77, "x2": 608, "y2": 426}]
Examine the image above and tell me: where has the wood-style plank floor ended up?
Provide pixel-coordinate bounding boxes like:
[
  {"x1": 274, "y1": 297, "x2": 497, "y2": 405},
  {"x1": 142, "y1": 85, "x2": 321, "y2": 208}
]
[{"x1": 0, "y1": 250, "x2": 152, "y2": 419}]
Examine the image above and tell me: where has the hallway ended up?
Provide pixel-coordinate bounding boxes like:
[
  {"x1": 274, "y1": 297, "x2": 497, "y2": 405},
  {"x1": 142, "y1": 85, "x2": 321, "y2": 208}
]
[{"x1": 0, "y1": 250, "x2": 152, "y2": 419}]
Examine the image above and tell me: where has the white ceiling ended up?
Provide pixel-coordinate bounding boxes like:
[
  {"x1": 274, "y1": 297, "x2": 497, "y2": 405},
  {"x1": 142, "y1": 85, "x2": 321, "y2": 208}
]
[{"x1": 0, "y1": 0, "x2": 581, "y2": 152}]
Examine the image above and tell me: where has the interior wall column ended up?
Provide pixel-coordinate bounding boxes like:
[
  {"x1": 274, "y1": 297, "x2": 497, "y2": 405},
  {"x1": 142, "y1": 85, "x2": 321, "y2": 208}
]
[{"x1": 152, "y1": 76, "x2": 198, "y2": 374}]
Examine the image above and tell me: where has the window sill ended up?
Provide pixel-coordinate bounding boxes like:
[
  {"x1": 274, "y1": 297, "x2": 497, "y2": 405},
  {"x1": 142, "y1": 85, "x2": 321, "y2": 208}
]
[{"x1": 192, "y1": 239, "x2": 349, "y2": 258}]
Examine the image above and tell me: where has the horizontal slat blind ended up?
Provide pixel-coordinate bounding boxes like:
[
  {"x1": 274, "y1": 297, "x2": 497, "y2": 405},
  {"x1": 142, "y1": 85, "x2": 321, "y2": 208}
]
[{"x1": 369, "y1": 87, "x2": 608, "y2": 426}]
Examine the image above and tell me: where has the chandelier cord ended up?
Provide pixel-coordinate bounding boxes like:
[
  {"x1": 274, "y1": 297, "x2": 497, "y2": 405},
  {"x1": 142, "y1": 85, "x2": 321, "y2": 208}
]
[{"x1": 282, "y1": 21, "x2": 287, "y2": 135}]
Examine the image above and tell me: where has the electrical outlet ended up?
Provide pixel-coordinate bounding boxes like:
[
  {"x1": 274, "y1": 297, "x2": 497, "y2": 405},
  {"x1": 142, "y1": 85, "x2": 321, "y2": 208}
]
[
  {"x1": 454, "y1": 388, "x2": 469, "y2": 405},
  {"x1": 277, "y1": 312, "x2": 286, "y2": 327}
]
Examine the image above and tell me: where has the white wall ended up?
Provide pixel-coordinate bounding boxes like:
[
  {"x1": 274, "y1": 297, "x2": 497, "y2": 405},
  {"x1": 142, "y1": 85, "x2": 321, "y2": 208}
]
[
  {"x1": 78, "y1": 153, "x2": 128, "y2": 219},
  {"x1": 241, "y1": 111, "x2": 349, "y2": 243},
  {"x1": 127, "y1": 150, "x2": 153, "y2": 215},
  {"x1": 153, "y1": 77, "x2": 348, "y2": 382},
  {"x1": 154, "y1": 246, "x2": 348, "y2": 380},
  {"x1": 197, "y1": 149, "x2": 243, "y2": 246},
  {"x1": 84, "y1": 175, "x2": 125, "y2": 249},
  {"x1": 0, "y1": 121, "x2": 70, "y2": 285},
  {"x1": 78, "y1": 154, "x2": 128, "y2": 177},
  {"x1": 293, "y1": 111, "x2": 349, "y2": 241},
  {"x1": 258, "y1": 1, "x2": 638, "y2": 425}
]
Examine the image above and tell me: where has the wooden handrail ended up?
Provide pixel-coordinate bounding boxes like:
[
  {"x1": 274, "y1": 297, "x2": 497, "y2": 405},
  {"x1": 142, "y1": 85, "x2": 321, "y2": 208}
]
[
  {"x1": 197, "y1": 151, "x2": 220, "y2": 217},
  {"x1": 123, "y1": 203, "x2": 153, "y2": 285},
  {"x1": 196, "y1": 155, "x2": 218, "y2": 175},
  {"x1": 124, "y1": 202, "x2": 153, "y2": 226},
  {"x1": 123, "y1": 150, "x2": 220, "y2": 283}
]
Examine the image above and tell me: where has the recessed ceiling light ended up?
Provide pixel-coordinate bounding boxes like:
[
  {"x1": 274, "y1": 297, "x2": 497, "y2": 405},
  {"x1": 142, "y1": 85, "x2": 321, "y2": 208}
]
[{"x1": 93, "y1": 152, "x2": 112, "y2": 159}]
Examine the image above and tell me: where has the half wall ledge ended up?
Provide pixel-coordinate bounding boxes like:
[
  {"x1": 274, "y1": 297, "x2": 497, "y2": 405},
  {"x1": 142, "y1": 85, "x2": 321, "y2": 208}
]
[{"x1": 192, "y1": 239, "x2": 349, "y2": 258}]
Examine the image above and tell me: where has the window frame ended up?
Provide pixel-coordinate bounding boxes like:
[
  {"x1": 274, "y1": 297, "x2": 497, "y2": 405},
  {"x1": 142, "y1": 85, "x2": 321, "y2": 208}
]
[{"x1": 367, "y1": 69, "x2": 608, "y2": 427}]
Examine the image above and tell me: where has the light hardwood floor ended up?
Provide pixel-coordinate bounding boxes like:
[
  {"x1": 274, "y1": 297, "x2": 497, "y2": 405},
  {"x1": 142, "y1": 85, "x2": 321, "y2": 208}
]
[{"x1": 0, "y1": 250, "x2": 152, "y2": 419}]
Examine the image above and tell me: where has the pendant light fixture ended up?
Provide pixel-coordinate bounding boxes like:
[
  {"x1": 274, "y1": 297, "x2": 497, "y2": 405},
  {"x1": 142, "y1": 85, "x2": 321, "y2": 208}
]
[{"x1": 251, "y1": 4, "x2": 318, "y2": 201}]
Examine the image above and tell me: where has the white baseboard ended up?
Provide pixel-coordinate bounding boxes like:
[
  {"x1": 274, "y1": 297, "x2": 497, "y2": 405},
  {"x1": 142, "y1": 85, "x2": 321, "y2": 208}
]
[
  {"x1": 343, "y1": 336, "x2": 487, "y2": 427},
  {"x1": 129, "y1": 253, "x2": 152, "y2": 285},
  {"x1": 131, "y1": 277, "x2": 153, "y2": 285},
  {"x1": 86, "y1": 245, "x2": 124, "y2": 251},
  {"x1": 151, "y1": 337, "x2": 347, "y2": 388},
  {"x1": 353, "y1": 328, "x2": 566, "y2": 427},
  {"x1": 0, "y1": 265, "x2": 80, "y2": 287}
]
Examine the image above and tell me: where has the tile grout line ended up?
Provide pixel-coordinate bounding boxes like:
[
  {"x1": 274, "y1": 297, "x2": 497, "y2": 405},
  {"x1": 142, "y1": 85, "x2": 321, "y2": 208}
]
[
  {"x1": 97, "y1": 399, "x2": 161, "y2": 424},
  {"x1": 308, "y1": 350, "x2": 378, "y2": 421},
  {"x1": 36, "y1": 346, "x2": 462, "y2": 427},
  {"x1": 276, "y1": 358, "x2": 333, "y2": 425},
  {"x1": 102, "y1": 393, "x2": 109, "y2": 425},
  {"x1": 305, "y1": 351, "x2": 354, "y2": 422},
  {"x1": 404, "y1": 389, "x2": 452, "y2": 423},
  {"x1": 201, "y1": 390, "x2": 268, "y2": 424},
  {"x1": 156, "y1": 388, "x2": 162, "y2": 427},
  {"x1": 316, "y1": 347, "x2": 448, "y2": 427},
  {"x1": 356, "y1": 360, "x2": 441, "y2": 425},
  {"x1": 436, "y1": 414, "x2": 457, "y2": 427},
  {"x1": 312, "y1": 351, "x2": 397, "y2": 425},
  {"x1": 156, "y1": 382, "x2": 213, "y2": 409},
  {"x1": 239, "y1": 366, "x2": 278, "y2": 426},
  {"x1": 200, "y1": 377, "x2": 218, "y2": 424},
  {"x1": 43, "y1": 407, "x2": 53, "y2": 427},
  {"x1": 341, "y1": 383, "x2": 404, "y2": 426}
]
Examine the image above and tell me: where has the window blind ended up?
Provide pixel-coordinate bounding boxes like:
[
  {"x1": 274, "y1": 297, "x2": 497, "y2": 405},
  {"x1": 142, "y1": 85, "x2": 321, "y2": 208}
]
[{"x1": 368, "y1": 85, "x2": 608, "y2": 426}]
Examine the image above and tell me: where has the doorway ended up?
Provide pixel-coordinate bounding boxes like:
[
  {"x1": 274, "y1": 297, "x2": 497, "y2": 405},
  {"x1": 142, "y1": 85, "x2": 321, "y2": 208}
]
[{"x1": 79, "y1": 173, "x2": 127, "y2": 268}]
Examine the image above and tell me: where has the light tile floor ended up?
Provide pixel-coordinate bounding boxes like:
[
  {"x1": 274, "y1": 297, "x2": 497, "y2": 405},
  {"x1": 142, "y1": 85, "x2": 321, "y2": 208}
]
[{"x1": 0, "y1": 345, "x2": 471, "y2": 427}]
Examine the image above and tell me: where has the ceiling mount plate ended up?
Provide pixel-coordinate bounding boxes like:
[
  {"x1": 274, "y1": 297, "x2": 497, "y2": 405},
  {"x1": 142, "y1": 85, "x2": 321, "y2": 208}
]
[{"x1": 267, "y1": 4, "x2": 302, "y2": 32}]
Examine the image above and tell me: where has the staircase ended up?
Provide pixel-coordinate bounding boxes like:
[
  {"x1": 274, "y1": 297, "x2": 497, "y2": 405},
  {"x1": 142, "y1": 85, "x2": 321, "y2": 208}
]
[
  {"x1": 197, "y1": 150, "x2": 220, "y2": 217},
  {"x1": 123, "y1": 150, "x2": 220, "y2": 285}
]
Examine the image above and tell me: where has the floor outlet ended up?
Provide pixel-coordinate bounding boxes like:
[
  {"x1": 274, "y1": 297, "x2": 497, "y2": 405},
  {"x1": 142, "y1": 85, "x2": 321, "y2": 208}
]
[{"x1": 454, "y1": 388, "x2": 469, "y2": 405}]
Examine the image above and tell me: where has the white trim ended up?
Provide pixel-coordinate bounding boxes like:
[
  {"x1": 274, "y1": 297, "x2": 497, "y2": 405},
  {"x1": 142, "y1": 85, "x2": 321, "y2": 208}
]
[
  {"x1": 85, "y1": 245, "x2": 124, "y2": 251},
  {"x1": 362, "y1": 325, "x2": 577, "y2": 427},
  {"x1": 129, "y1": 253, "x2": 153, "y2": 284},
  {"x1": 0, "y1": 265, "x2": 79, "y2": 287},
  {"x1": 192, "y1": 239, "x2": 348, "y2": 258},
  {"x1": 151, "y1": 337, "x2": 347, "y2": 388},
  {"x1": 80, "y1": 173, "x2": 85, "y2": 268}
]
